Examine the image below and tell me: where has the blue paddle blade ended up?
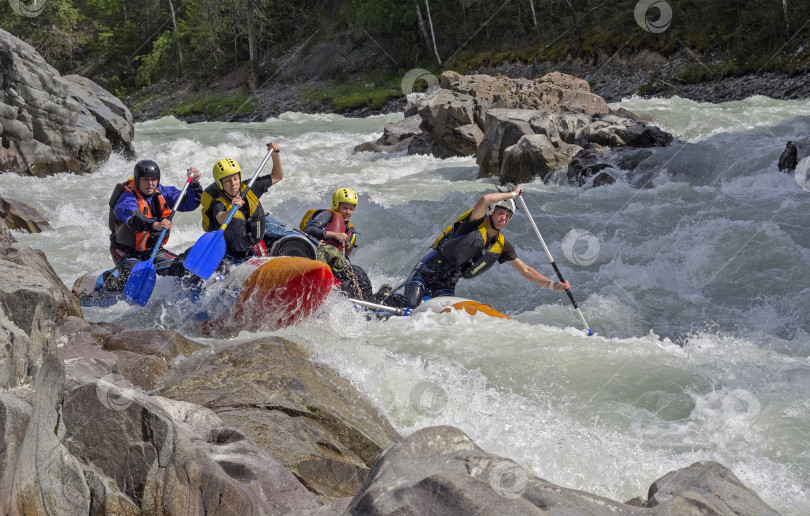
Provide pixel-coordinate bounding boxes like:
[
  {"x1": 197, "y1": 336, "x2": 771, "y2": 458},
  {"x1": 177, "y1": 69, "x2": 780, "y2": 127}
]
[
  {"x1": 123, "y1": 260, "x2": 157, "y2": 306},
  {"x1": 183, "y1": 229, "x2": 226, "y2": 280}
]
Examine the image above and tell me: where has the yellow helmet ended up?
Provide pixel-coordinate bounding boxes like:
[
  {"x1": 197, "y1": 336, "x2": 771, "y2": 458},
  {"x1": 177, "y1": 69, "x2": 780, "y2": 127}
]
[
  {"x1": 332, "y1": 188, "x2": 358, "y2": 211},
  {"x1": 213, "y1": 159, "x2": 241, "y2": 189}
]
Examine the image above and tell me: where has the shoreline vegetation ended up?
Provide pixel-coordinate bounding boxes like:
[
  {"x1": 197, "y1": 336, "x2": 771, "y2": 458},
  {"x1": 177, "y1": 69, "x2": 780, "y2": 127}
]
[{"x1": 2, "y1": 0, "x2": 808, "y2": 123}]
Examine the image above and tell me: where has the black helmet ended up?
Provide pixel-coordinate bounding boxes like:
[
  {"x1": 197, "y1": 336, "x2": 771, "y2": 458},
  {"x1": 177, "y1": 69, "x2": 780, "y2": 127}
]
[{"x1": 134, "y1": 160, "x2": 160, "y2": 185}]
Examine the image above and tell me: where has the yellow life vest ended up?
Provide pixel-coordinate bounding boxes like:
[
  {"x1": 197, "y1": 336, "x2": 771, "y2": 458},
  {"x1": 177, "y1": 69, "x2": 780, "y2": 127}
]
[{"x1": 201, "y1": 183, "x2": 262, "y2": 232}]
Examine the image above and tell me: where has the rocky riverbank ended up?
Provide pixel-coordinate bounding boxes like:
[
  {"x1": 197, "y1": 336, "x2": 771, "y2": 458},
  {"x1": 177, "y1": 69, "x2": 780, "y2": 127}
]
[
  {"x1": 0, "y1": 215, "x2": 783, "y2": 514},
  {"x1": 126, "y1": 46, "x2": 810, "y2": 124}
]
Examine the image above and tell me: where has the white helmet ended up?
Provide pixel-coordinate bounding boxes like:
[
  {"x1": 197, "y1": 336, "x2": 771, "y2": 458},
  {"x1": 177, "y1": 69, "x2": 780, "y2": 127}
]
[{"x1": 486, "y1": 198, "x2": 516, "y2": 217}]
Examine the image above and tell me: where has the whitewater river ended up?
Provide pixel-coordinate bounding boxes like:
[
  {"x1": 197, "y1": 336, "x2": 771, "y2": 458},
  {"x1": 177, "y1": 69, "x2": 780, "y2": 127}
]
[{"x1": 4, "y1": 95, "x2": 810, "y2": 513}]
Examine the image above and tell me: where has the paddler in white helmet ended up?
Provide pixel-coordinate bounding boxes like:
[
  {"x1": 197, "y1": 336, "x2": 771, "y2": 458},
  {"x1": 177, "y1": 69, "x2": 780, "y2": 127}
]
[{"x1": 386, "y1": 185, "x2": 570, "y2": 308}]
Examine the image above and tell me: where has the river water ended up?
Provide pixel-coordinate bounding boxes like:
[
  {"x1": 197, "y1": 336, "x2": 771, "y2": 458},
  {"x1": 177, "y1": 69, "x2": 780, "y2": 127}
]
[{"x1": 4, "y1": 95, "x2": 810, "y2": 513}]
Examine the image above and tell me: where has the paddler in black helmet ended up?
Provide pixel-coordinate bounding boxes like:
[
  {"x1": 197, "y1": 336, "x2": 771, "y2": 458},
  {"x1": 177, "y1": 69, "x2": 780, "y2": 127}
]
[
  {"x1": 301, "y1": 187, "x2": 376, "y2": 301},
  {"x1": 387, "y1": 185, "x2": 570, "y2": 309},
  {"x1": 107, "y1": 159, "x2": 203, "y2": 289},
  {"x1": 200, "y1": 142, "x2": 283, "y2": 271}
]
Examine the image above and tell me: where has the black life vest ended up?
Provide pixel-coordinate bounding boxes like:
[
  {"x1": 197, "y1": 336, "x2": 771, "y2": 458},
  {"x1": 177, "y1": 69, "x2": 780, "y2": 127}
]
[
  {"x1": 108, "y1": 178, "x2": 172, "y2": 251},
  {"x1": 434, "y1": 212, "x2": 505, "y2": 279}
]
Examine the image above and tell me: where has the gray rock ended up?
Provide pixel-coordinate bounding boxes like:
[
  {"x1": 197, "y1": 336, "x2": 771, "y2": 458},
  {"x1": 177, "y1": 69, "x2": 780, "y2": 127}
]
[
  {"x1": 158, "y1": 337, "x2": 401, "y2": 499},
  {"x1": 583, "y1": 114, "x2": 672, "y2": 148},
  {"x1": 477, "y1": 109, "x2": 537, "y2": 178},
  {"x1": 501, "y1": 134, "x2": 582, "y2": 184},
  {"x1": 644, "y1": 461, "x2": 780, "y2": 515},
  {"x1": 777, "y1": 137, "x2": 810, "y2": 173},
  {"x1": 0, "y1": 218, "x2": 82, "y2": 390},
  {"x1": 0, "y1": 29, "x2": 135, "y2": 176},
  {"x1": 566, "y1": 148, "x2": 659, "y2": 188},
  {"x1": 414, "y1": 88, "x2": 482, "y2": 156},
  {"x1": 349, "y1": 425, "x2": 643, "y2": 515},
  {"x1": 379, "y1": 115, "x2": 423, "y2": 146},
  {"x1": 349, "y1": 426, "x2": 779, "y2": 516},
  {"x1": 61, "y1": 378, "x2": 321, "y2": 514},
  {"x1": 0, "y1": 196, "x2": 51, "y2": 233},
  {"x1": 0, "y1": 355, "x2": 91, "y2": 515},
  {"x1": 0, "y1": 388, "x2": 33, "y2": 478}
]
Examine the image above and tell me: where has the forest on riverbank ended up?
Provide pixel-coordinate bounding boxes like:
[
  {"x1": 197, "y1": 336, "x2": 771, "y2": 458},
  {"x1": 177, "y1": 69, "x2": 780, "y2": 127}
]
[{"x1": 3, "y1": 0, "x2": 809, "y2": 116}]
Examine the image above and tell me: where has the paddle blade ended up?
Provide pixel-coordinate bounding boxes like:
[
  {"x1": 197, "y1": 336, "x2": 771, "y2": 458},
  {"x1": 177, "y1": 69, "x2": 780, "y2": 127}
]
[
  {"x1": 184, "y1": 230, "x2": 226, "y2": 280},
  {"x1": 123, "y1": 261, "x2": 157, "y2": 306}
]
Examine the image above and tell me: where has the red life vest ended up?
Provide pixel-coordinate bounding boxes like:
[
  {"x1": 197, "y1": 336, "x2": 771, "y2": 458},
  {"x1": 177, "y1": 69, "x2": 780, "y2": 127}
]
[{"x1": 323, "y1": 210, "x2": 357, "y2": 257}]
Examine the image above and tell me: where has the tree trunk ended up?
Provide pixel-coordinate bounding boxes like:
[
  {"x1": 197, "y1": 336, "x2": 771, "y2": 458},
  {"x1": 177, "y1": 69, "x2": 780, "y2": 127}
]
[
  {"x1": 529, "y1": 0, "x2": 537, "y2": 29},
  {"x1": 424, "y1": 0, "x2": 442, "y2": 66},
  {"x1": 246, "y1": 0, "x2": 259, "y2": 91},
  {"x1": 414, "y1": 2, "x2": 432, "y2": 56},
  {"x1": 167, "y1": 0, "x2": 183, "y2": 71},
  {"x1": 783, "y1": 0, "x2": 790, "y2": 36}
]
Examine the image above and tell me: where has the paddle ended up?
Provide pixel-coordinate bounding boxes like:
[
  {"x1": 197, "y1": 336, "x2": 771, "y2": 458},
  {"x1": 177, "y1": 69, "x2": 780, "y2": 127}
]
[
  {"x1": 123, "y1": 174, "x2": 193, "y2": 306},
  {"x1": 349, "y1": 297, "x2": 409, "y2": 316},
  {"x1": 184, "y1": 144, "x2": 275, "y2": 280},
  {"x1": 515, "y1": 193, "x2": 594, "y2": 336}
]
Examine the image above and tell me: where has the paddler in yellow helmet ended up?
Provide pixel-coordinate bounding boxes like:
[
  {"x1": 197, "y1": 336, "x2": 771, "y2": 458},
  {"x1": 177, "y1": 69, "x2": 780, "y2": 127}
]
[
  {"x1": 386, "y1": 185, "x2": 570, "y2": 308},
  {"x1": 200, "y1": 142, "x2": 283, "y2": 270},
  {"x1": 301, "y1": 187, "x2": 380, "y2": 301}
]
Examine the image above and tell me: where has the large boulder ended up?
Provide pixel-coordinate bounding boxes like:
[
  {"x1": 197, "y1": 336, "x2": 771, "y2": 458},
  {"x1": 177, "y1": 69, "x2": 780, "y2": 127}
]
[
  {"x1": 643, "y1": 461, "x2": 780, "y2": 515},
  {"x1": 0, "y1": 217, "x2": 81, "y2": 389},
  {"x1": 0, "y1": 196, "x2": 51, "y2": 233},
  {"x1": 477, "y1": 107, "x2": 672, "y2": 184},
  {"x1": 476, "y1": 109, "x2": 591, "y2": 181},
  {"x1": 349, "y1": 425, "x2": 779, "y2": 516},
  {"x1": 0, "y1": 29, "x2": 135, "y2": 176},
  {"x1": 413, "y1": 88, "x2": 484, "y2": 157},
  {"x1": 406, "y1": 71, "x2": 609, "y2": 159},
  {"x1": 441, "y1": 70, "x2": 610, "y2": 116},
  {"x1": 357, "y1": 71, "x2": 672, "y2": 186},
  {"x1": 158, "y1": 338, "x2": 402, "y2": 499}
]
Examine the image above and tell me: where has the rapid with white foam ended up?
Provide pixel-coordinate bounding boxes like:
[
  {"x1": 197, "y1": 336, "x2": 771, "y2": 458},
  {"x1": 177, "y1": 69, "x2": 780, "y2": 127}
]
[{"x1": 4, "y1": 96, "x2": 809, "y2": 513}]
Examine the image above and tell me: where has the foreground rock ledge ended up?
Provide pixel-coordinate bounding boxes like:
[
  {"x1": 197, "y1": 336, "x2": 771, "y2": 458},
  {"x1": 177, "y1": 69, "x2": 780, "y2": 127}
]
[{"x1": 349, "y1": 425, "x2": 779, "y2": 516}]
